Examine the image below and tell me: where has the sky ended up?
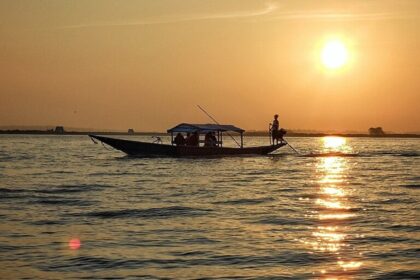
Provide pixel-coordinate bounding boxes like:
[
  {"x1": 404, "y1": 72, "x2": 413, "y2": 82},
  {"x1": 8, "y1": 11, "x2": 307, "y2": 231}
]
[{"x1": 0, "y1": 0, "x2": 419, "y2": 132}]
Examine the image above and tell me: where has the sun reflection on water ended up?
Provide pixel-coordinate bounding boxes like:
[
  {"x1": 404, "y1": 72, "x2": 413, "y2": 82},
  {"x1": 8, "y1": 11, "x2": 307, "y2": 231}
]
[
  {"x1": 322, "y1": 136, "x2": 353, "y2": 154},
  {"x1": 306, "y1": 137, "x2": 363, "y2": 276},
  {"x1": 316, "y1": 199, "x2": 350, "y2": 210},
  {"x1": 338, "y1": 260, "x2": 363, "y2": 270},
  {"x1": 323, "y1": 136, "x2": 346, "y2": 149},
  {"x1": 322, "y1": 187, "x2": 345, "y2": 197}
]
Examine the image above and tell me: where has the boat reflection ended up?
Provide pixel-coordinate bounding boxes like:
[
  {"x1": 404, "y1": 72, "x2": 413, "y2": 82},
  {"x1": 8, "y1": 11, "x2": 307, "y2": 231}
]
[{"x1": 309, "y1": 137, "x2": 363, "y2": 278}]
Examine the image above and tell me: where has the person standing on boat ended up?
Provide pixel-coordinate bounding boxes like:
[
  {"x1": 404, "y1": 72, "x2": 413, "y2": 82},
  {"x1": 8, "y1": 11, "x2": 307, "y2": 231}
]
[{"x1": 271, "y1": 114, "x2": 280, "y2": 144}]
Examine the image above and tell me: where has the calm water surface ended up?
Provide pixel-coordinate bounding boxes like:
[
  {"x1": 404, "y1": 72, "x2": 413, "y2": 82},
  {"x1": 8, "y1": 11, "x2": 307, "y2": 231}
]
[{"x1": 0, "y1": 135, "x2": 419, "y2": 279}]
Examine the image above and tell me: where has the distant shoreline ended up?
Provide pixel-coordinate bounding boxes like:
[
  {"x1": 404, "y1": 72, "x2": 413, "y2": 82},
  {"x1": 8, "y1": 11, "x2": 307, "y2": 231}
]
[{"x1": 1, "y1": 130, "x2": 419, "y2": 138}]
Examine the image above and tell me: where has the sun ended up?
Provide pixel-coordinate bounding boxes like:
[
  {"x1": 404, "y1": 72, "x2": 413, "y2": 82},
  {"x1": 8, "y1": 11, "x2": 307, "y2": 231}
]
[{"x1": 321, "y1": 40, "x2": 348, "y2": 69}]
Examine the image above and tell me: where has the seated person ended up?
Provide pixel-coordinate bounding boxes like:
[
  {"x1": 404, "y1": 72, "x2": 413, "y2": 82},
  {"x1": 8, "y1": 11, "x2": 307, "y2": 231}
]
[
  {"x1": 174, "y1": 133, "x2": 185, "y2": 146},
  {"x1": 210, "y1": 132, "x2": 218, "y2": 147},
  {"x1": 204, "y1": 132, "x2": 217, "y2": 147},
  {"x1": 186, "y1": 131, "x2": 199, "y2": 146},
  {"x1": 204, "y1": 132, "x2": 211, "y2": 147}
]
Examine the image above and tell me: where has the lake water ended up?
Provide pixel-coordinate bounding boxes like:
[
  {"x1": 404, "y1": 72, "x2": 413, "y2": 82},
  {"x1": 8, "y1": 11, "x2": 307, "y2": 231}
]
[{"x1": 0, "y1": 135, "x2": 419, "y2": 279}]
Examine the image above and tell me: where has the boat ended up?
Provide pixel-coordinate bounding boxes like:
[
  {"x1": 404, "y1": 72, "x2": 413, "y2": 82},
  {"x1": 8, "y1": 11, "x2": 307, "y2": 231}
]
[{"x1": 89, "y1": 123, "x2": 286, "y2": 157}]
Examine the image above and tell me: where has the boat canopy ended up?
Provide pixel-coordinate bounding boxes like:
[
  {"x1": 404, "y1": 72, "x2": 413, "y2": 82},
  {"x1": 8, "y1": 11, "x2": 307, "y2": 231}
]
[{"x1": 167, "y1": 123, "x2": 245, "y2": 133}]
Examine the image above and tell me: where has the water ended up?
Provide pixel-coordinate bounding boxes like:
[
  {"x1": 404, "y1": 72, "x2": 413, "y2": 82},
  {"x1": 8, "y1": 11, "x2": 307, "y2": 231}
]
[{"x1": 0, "y1": 135, "x2": 419, "y2": 279}]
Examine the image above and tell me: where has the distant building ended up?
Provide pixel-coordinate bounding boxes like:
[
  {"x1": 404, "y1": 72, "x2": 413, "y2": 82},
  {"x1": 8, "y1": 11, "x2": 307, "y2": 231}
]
[
  {"x1": 128, "y1": 128, "x2": 134, "y2": 134},
  {"x1": 54, "y1": 126, "x2": 65, "y2": 134},
  {"x1": 368, "y1": 127, "x2": 385, "y2": 136}
]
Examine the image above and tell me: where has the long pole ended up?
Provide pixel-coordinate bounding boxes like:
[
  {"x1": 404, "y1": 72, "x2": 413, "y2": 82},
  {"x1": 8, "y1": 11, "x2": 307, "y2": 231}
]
[
  {"x1": 197, "y1": 105, "x2": 241, "y2": 148},
  {"x1": 284, "y1": 139, "x2": 300, "y2": 154}
]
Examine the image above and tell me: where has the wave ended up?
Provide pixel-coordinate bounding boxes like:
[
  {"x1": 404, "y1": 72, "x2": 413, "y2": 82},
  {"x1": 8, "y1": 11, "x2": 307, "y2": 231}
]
[
  {"x1": 76, "y1": 206, "x2": 211, "y2": 219},
  {"x1": 0, "y1": 184, "x2": 110, "y2": 202},
  {"x1": 366, "y1": 248, "x2": 420, "y2": 259},
  {"x1": 0, "y1": 187, "x2": 27, "y2": 199},
  {"x1": 33, "y1": 184, "x2": 110, "y2": 194},
  {"x1": 374, "y1": 197, "x2": 417, "y2": 204},
  {"x1": 0, "y1": 243, "x2": 21, "y2": 252},
  {"x1": 41, "y1": 251, "x2": 331, "y2": 271},
  {"x1": 27, "y1": 219, "x2": 64, "y2": 226},
  {"x1": 254, "y1": 216, "x2": 313, "y2": 226},
  {"x1": 88, "y1": 171, "x2": 143, "y2": 176},
  {"x1": 362, "y1": 235, "x2": 414, "y2": 243},
  {"x1": 373, "y1": 270, "x2": 420, "y2": 279},
  {"x1": 401, "y1": 184, "x2": 420, "y2": 189},
  {"x1": 31, "y1": 197, "x2": 94, "y2": 206},
  {"x1": 366, "y1": 151, "x2": 419, "y2": 157},
  {"x1": 213, "y1": 197, "x2": 275, "y2": 205},
  {"x1": 387, "y1": 224, "x2": 420, "y2": 232},
  {"x1": 303, "y1": 152, "x2": 359, "y2": 157},
  {"x1": 181, "y1": 237, "x2": 219, "y2": 245},
  {"x1": 0, "y1": 187, "x2": 25, "y2": 193},
  {"x1": 298, "y1": 151, "x2": 419, "y2": 158},
  {"x1": 0, "y1": 154, "x2": 34, "y2": 161}
]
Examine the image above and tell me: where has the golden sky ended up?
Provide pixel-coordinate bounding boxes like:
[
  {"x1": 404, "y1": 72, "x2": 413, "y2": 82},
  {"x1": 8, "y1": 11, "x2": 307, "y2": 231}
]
[{"x1": 0, "y1": 0, "x2": 419, "y2": 132}]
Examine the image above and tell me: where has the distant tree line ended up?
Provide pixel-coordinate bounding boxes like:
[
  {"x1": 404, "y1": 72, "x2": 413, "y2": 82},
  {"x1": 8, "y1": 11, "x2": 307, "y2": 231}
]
[{"x1": 368, "y1": 127, "x2": 385, "y2": 136}]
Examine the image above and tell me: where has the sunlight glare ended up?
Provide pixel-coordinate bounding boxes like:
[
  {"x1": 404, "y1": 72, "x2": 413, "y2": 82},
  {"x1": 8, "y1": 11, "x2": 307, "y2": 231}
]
[
  {"x1": 322, "y1": 187, "x2": 345, "y2": 196},
  {"x1": 321, "y1": 40, "x2": 348, "y2": 69},
  {"x1": 316, "y1": 199, "x2": 349, "y2": 210},
  {"x1": 338, "y1": 261, "x2": 363, "y2": 270},
  {"x1": 323, "y1": 136, "x2": 346, "y2": 149}
]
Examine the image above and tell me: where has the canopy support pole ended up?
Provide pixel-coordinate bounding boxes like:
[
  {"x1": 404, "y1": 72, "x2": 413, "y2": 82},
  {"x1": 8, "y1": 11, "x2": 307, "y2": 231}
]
[
  {"x1": 197, "y1": 105, "x2": 241, "y2": 147},
  {"x1": 171, "y1": 132, "x2": 173, "y2": 145},
  {"x1": 240, "y1": 132, "x2": 243, "y2": 148}
]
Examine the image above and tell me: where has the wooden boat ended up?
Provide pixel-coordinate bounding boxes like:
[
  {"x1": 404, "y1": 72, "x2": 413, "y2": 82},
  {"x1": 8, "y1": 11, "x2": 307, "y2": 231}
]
[{"x1": 89, "y1": 123, "x2": 285, "y2": 157}]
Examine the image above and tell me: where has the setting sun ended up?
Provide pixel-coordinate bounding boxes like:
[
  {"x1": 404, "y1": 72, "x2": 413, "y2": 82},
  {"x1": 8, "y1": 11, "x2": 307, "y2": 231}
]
[{"x1": 321, "y1": 40, "x2": 349, "y2": 69}]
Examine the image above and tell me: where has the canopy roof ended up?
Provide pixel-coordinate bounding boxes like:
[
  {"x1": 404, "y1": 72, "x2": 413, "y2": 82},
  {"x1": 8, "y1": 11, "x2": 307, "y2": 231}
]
[{"x1": 167, "y1": 123, "x2": 244, "y2": 133}]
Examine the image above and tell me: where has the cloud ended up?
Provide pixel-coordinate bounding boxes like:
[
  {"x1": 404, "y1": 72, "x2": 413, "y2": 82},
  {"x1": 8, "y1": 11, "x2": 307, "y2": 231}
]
[
  {"x1": 58, "y1": 2, "x2": 278, "y2": 29},
  {"x1": 265, "y1": 11, "x2": 419, "y2": 22},
  {"x1": 55, "y1": 1, "x2": 419, "y2": 30}
]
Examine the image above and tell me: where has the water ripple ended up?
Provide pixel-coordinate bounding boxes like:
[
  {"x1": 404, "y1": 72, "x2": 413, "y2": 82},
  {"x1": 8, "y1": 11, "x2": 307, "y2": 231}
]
[{"x1": 75, "y1": 206, "x2": 211, "y2": 219}]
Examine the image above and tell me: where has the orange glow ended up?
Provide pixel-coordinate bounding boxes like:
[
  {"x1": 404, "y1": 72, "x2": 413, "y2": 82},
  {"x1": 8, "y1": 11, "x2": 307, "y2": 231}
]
[
  {"x1": 338, "y1": 261, "x2": 363, "y2": 270},
  {"x1": 319, "y1": 213, "x2": 356, "y2": 220},
  {"x1": 322, "y1": 187, "x2": 345, "y2": 197},
  {"x1": 318, "y1": 157, "x2": 344, "y2": 174},
  {"x1": 69, "y1": 238, "x2": 81, "y2": 250},
  {"x1": 309, "y1": 138, "x2": 364, "y2": 275},
  {"x1": 321, "y1": 40, "x2": 349, "y2": 69},
  {"x1": 1, "y1": 2, "x2": 419, "y2": 133},
  {"x1": 313, "y1": 231, "x2": 346, "y2": 242},
  {"x1": 323, "y1": 137, "x2": 346, "y2": 149},
  {"x1": 316, "y1": 199, "x2": 350, "y2": 210}
]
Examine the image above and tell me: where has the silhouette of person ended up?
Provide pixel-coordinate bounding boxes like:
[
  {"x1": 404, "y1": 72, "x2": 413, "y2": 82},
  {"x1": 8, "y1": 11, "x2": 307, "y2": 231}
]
[
  {"x1": 271, "y1": 114, "x2": 279, "y2": 144},
  {"x1": 174, "y1": 133, "x2": 185, "y2": 146},
  {"x1": 186, "y1": 131, "x2": 199, "y2": 146},
  {"x1": 204, "y1": 132, "x2": 217, "y2": 147}
]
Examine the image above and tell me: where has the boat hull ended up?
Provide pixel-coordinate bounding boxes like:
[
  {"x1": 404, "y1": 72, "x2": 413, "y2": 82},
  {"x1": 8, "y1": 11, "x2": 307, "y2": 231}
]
[{"x1": 89, "y1": 135, "x2": 285, "y2": 157}]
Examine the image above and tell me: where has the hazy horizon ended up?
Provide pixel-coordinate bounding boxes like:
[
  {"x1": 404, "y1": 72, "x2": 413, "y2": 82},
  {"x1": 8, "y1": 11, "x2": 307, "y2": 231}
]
[
  {"x1": 1, "y1": 0, "x2": 419, "y2": 132},
  {"x1": 1, "y1": 124, "x2": 419, "y2": 135}
]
